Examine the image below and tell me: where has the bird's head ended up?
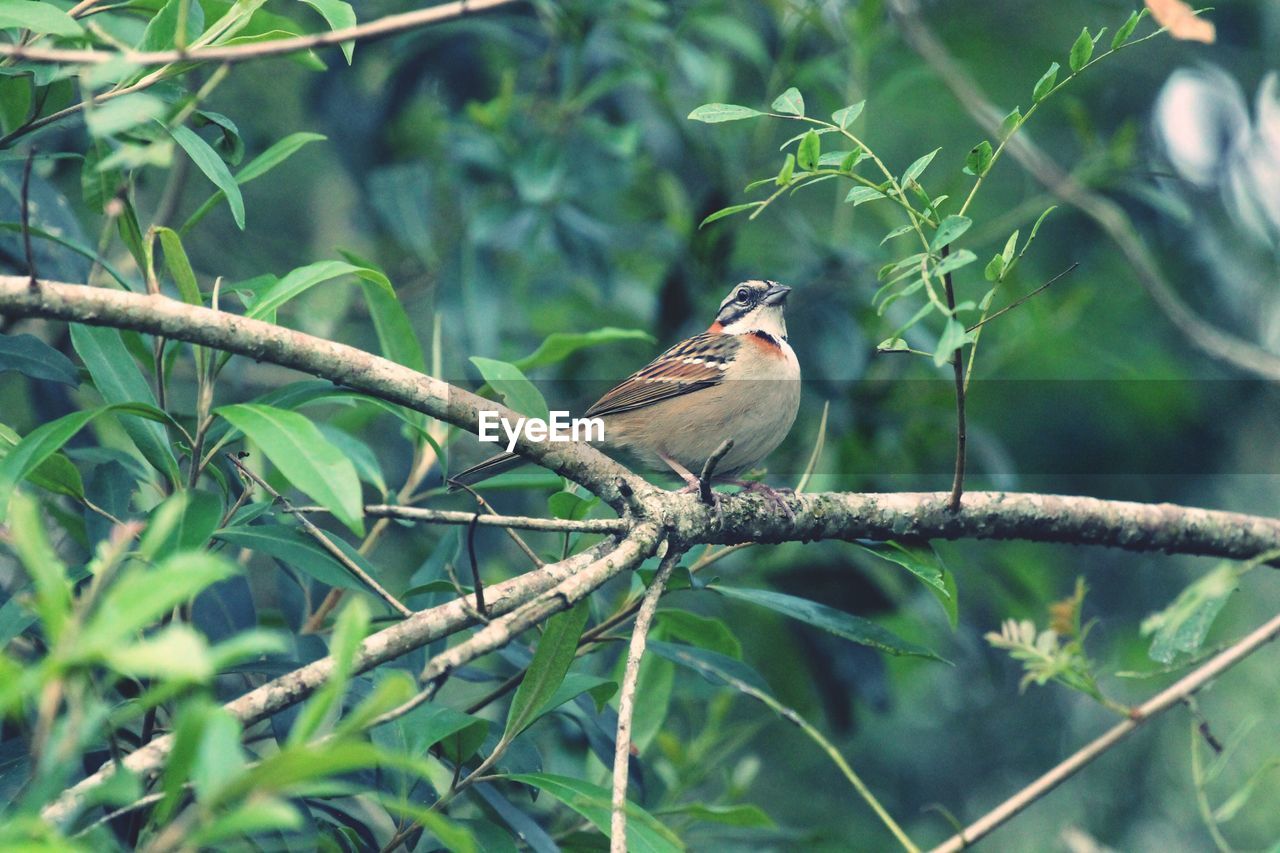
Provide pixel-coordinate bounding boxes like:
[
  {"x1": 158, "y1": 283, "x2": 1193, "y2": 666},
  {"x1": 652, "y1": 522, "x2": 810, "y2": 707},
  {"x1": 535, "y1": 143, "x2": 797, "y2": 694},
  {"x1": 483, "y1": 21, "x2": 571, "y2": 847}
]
[{"x1": 710, "y1": 280, "x2": 792, "y2": 339}]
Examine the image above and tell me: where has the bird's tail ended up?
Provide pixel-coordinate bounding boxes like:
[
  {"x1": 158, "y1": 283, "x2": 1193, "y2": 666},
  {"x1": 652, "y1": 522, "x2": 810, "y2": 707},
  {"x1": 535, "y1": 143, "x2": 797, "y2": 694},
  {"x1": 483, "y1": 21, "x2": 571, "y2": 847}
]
[{"x1": 447, "y1": 452, "x2": 525, "y2": 490}]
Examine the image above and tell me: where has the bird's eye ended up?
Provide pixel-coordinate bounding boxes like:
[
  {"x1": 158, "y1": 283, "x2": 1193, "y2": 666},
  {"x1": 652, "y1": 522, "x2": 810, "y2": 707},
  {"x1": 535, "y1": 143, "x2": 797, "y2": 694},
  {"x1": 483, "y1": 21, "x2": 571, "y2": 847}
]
[{"x1": 734, "y1": 289, "x2": 751, "y2": 304}]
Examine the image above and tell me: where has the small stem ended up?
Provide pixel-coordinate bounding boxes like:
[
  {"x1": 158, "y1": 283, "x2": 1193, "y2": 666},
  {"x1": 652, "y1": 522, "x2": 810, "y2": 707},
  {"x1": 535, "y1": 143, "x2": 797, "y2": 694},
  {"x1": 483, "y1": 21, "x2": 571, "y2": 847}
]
[
  {"x1": 940, "y1": 245, "x2": 966, "y2": 512},
  {"x1": 227, "y1": 453, "x2": 412, "y2": 619}
]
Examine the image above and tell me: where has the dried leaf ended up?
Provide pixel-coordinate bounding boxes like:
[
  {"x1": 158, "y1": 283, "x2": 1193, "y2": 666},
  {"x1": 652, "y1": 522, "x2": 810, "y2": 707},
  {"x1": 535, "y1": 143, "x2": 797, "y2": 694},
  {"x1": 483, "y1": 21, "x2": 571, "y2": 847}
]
[{"x1": 1145, "y1": 0, "x2": 1215, "y2": 43}]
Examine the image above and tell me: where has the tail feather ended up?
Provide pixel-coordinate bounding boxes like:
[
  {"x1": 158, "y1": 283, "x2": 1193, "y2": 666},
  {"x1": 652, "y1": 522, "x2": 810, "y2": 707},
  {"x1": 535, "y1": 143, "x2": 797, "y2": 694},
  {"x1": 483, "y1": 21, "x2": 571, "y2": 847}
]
[{"x1": 447, "y1": 452, "x2": 525, "y2": 490}]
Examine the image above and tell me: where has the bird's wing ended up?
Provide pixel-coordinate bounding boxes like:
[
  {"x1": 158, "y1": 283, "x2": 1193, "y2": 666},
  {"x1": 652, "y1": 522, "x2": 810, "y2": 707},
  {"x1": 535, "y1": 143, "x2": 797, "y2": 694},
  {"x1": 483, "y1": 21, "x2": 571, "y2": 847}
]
[{"x1": 584, "y1": 332, "x2": 739, "y2": 418}]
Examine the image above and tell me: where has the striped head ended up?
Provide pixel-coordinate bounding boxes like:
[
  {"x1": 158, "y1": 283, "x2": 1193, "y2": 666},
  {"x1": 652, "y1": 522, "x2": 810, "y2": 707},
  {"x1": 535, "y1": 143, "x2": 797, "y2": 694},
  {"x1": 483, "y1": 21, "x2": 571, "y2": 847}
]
[{"x1": 711, "y1": 280, "x2": 792, "y2": 340}]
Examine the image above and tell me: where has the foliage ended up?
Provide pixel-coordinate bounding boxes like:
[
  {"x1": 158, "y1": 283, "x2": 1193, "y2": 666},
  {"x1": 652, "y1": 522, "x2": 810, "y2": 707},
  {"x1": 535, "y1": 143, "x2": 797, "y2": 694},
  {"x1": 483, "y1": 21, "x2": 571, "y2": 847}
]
[{"x1": 0, "y1": 0, "x2": 1277, "y2": 850}]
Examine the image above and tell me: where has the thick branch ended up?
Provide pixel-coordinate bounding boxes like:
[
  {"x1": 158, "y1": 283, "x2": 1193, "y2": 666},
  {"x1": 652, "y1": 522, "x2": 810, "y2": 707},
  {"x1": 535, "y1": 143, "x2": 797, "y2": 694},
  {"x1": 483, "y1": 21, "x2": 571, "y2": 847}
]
[
  {"x1": 666, "y1": 490, "x2": 1280, "y2": 563},
  {"x1": 928, "y1": 608, "x2": 1280, "y2": 852},
  {"x1": 0, "y1": 276, "x2": 646, "y2": 507},
  {"x1": 0, "y1": 0, "x2": 524, "y2": 66}
]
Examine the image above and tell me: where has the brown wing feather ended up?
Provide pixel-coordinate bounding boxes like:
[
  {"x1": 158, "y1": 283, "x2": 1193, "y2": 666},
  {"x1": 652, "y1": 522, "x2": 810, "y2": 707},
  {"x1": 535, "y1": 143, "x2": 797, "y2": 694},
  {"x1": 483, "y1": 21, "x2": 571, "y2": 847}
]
[{"x1": 584, "y1": 332, "x2": 739, "y2": 418}]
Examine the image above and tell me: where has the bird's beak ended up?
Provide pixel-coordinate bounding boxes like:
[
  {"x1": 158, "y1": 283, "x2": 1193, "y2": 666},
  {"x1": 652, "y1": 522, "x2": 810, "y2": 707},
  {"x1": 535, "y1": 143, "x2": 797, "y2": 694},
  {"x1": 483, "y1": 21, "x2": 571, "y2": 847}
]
[{"x1": 762, "y1": 283, "x2": 792, "y2": 306}]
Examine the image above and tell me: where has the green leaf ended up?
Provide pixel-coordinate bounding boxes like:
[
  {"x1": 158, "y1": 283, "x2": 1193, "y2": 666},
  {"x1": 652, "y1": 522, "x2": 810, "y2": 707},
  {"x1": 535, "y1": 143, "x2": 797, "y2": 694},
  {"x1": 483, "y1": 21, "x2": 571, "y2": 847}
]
[
  {"x1": 963, "y1": 140, "x2": 993, "y2": 177},
  {"x1": 0, "y1": 423, "x2": 82, "y2": 499},
  {"x1": 659, "y1": 802, "x2": 774, "y2": 828},
  {"x1": 214, "y1": 525, "x2": 369, "y2": 593},
  {"x1": 655, "y1": 610, "x2": 742, "y2": 658},
  {"x1": 138, "y1": 490, "x2": 223, "y2": 562},
  {"x1": 289, "y1": 597, "x2": 369, "y2": 745},
  {"x1": 0, "y1": 0, "x2": 84, "y2": 36},
  {"x1": 189, "y1": 798, "x2": 301, "y2": 846},
  {"x1": 141, "y1": 0, "x2": 205, "y2": 51},
  {"x1": 844, "y1": 185, "x2": 886, "y2": 206},
  {"x1": 1112, "y1": 10, "x2": 1141, "y2": 48},
  {"x1": 215, "y1": 403, "x2": 364, "y2": 535},
  {"x1": 105, "y1": 624, "x2": 213, "y2": 681},
  {"x1": 547, "y1": 490, "x2": 597, "y2": 521},
  {"x1": 902, "y1": 148, "x2": 940, "y2": 184},
  {"x1": 537, "y1": 671, "x2": 617, "y2": 719},
  {"x1": 855, "y1": 540, "x2": 958, "y2": 628},
  {"x1": 298, "y1": 0, "x2": 355, "y2": 63},
  {"x1": 514, "y1": 327, "x2": 654, "y2": 372},
  {"x1": 775, "y1": 152, "x2": 795, "y2": 186},
  {"x1": 686, "y1": 103, "x2": 764, "y2": 123},
  {"x1": 1213, "y1": 759, "x2": 1280, "y2": 823},
  {"x1": 337, "y1": 250, "x2": 426, "y2": 373},
  {"x1": 796, "y1": 130, "x2": 820, "y2": 170},
  {"x1": 771, "y1": 87, "x2": 804, "y2": 116},
  {"x1": 1141, "y1": 562, "x2": 1244, "y2": 664},
  {"x1": 983, "y1": 254, "x2": 1005, "y2": 282},
  {"x1": 247, "y1": 259, "x2": 390, "y2": 322},
  {"x1": 469, "y1": 357, "x2": 550, "y2": 421},
  {"x1": 237, "y1": 132, "x2": 326, "y2": 183},
  {"x1": 86, "y1": 94, "x2": 168, "y2": 138},
  {"x1": 82, "y1": 551, "x2": 236, "y2": 649},
  {"x1": 396, "y1": 703, "x2": 488, "y2": 759},
  {"x1": 0, "y1": 404, "x2": 169, "y2": 524},
  {"x1": 934, "y1": 249, "x2": 977, "y2": 276},
  {"x1": 0, "y1": 333, "x2": 79, "y2": 386},
  {"x1": 506, "y1": 773, "x2": 684, "y2": 853},
  {"x1": 699, "y1": 202, "x2": 762, "y2": 228},
  {"x1": 82, "y1": 141, "x2": 120, "y2": 215},
  {"x1": 503, "y1": 599, "x2": 590, "y2": 742},
  {"x1": 711, "y1": 586, "x2": 946, "y2": 661},
  {"x1": 1000, "y1": 106, "x2": 1022, "y2": 139},
  {"x1": 1069, "y1": 27, "x2": 1094, "y2": 72},
  {"x1": 1033, "y1": 62, "x2": 1060, "y2": 103},
  {"x1": 934, "y1": 317, "x2": 969, "y2": 367},
  {"x1": 931, "y1": 215, "x2": 972, "y2": 251},
  {"x1": 832, "y1": 101, "x2": 865, "y2": 129},
  {"x1": 169, "y1": 124, "x2": 246, "y2": 230},
  {"x1": 69, "y1": 324, "x2": 179, "y2": 482},
  {"x1": 6, "y1": 491, "x2": 72, "y2": 640},
  {"x1": 155, "y1": 227, "x2": 201, "y2": 305}
]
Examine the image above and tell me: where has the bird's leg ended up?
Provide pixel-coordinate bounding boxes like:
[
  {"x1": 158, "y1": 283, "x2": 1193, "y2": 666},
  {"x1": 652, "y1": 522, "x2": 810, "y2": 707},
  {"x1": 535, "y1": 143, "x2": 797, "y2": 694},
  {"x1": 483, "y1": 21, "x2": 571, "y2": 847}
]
[
  {"x1": 660, "y1": 451, "x2": 725, "y2": 526},
  {"x1": 725, "y1": 479, "x2": 796, "y2": 522}
]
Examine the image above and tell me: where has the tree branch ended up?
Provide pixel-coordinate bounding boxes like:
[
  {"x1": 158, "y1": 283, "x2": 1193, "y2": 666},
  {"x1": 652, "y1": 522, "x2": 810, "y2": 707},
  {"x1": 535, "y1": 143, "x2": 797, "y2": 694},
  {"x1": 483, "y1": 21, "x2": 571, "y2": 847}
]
[
  {"x1": 0, "y1": 0, "x2": 525, "y2": 67},
  {"x1": 611, "y1": 547, "x2": 681, "y2": 851},
  {"x1": 928, "y1": 608, "x2": 1280, "y2": 852},
  {"x1": 39, "y1": 534, "x2": 643, "y2": 827},
  {"x1": 0, "y1": 276, "x2": 648, "y2": 509},
  {"x1": 292, "y1": 504, "x2": 629, "y2": 534}
]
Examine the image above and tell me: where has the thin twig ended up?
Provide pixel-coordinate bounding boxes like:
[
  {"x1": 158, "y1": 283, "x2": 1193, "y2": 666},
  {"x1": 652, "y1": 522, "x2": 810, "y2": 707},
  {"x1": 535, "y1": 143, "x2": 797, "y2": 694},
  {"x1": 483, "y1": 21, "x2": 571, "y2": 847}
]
[
  {"x1": 965, "y1": 263, "x2": 1078, "y2": 334},
  {"x1": 0, "y1": 0, "x2": 523, "y2": 66},
  {"x1": 928, "y1": 608, "x2": 1280, "y2": 853},
  {"x1": 451, "y1": 481, "x2": 545, "y2": 568},
  {"x1": 940, "y1": 245, "x2": 966, "y2": 512},
  {"x1": 610, "y1": 547, "x2": 682, "y2": 851},
  {"x1": 20, "y1": 147, "x2": 37, "y2": 288},
  {"x1": 291, "y1": 504, "x2": 628, "y2": 534},
  {"x1": 226, "y1": 453, "x2": 412, "y2": 618}
]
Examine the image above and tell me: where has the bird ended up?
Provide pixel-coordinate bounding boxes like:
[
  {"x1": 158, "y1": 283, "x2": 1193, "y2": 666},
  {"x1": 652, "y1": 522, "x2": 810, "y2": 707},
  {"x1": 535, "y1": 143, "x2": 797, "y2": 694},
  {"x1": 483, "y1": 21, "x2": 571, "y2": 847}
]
[{"x1": 450, "y1": 280, "x2": 801, "y2": 509}]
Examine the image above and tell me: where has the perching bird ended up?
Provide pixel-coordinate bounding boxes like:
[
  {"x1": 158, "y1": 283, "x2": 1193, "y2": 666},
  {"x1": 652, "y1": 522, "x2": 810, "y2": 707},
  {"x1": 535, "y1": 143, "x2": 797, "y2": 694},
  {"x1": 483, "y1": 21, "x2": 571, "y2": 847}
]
[{"x1": 450, "y1": 280, "x2": 801, "y2": 504}]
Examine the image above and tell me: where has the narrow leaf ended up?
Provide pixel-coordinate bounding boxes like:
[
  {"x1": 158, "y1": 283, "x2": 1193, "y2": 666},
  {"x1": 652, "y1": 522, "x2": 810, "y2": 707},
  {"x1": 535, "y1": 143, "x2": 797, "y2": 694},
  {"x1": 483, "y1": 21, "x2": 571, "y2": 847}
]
[
  {"x1": 169, "y1": 124, "x2": 246, "y2": 229},
  {"x1": 687, "y1": 103, "x2": 764, "y2": 123},
  {"x1": 215, "y1": 403, "x2": 364, "y2": 535}
]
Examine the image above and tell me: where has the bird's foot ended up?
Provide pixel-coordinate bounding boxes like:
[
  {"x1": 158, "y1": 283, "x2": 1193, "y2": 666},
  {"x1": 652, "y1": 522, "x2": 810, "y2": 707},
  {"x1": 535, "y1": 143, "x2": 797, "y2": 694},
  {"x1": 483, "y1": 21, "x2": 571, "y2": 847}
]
[
  {"x1": 677, "y1": 480, "x2": 725, "y2": 527},
  {"x1": 728, "y1": 480, "x2": 796, "y2": 522}
]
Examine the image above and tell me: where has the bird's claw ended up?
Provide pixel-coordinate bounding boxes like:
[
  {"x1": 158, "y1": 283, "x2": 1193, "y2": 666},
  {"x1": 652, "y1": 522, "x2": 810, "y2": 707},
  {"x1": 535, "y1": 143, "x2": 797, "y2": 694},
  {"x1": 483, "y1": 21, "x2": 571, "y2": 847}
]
[{"x1": 734, "y1": 480, "x2": 796, "y2": 522}]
